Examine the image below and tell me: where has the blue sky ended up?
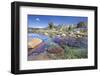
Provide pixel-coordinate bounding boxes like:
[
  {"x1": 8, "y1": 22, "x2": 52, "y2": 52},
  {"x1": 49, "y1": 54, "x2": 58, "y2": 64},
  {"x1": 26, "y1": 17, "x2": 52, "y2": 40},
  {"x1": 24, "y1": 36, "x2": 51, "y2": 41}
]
[{"x1": 28, "y1": 15, "x2": 88, "y2": 28}]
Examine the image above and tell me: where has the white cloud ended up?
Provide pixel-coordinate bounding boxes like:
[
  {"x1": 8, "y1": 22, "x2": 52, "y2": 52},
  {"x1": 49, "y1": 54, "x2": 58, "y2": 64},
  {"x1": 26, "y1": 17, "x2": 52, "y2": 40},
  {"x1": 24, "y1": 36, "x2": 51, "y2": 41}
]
[{"x1": 36, "y1": 18, "x2": 40, "y2": 21}]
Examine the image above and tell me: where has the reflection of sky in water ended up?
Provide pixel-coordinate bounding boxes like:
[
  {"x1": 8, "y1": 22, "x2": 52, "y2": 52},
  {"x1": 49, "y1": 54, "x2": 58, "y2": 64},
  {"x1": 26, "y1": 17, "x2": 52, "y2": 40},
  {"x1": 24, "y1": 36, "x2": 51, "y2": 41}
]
[{"x1": 28, "y1": 33, "x2": 51, "y2": 42}]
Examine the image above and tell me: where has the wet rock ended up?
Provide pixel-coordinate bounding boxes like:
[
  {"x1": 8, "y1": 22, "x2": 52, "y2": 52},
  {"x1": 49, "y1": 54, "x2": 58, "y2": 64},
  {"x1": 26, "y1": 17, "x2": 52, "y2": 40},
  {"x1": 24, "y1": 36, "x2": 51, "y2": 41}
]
[
  {"x1": 47, "y1": 44, "x2": 65, "y2": 59},
  {"x1": 28, "y1": 42, "x2": 47, "y2": 56},
  {"x1": 28, "y1": 52, "x2": 51, "y2": 61},
  {"x1": 53, "y1": 37, "x2": 66, "y2": 46},
  {"x1": 47, "y1": 46, "x2": 64, "y2": 54},
  {"x1": 28, "y1": 38, "x2": 42, "y2": 49},
  {"x1": 66, "y1": 37, "x2": 87, "y2": 48},
  {"x1": 53, "y1": 36, "x2": 87, "y2": 48}
]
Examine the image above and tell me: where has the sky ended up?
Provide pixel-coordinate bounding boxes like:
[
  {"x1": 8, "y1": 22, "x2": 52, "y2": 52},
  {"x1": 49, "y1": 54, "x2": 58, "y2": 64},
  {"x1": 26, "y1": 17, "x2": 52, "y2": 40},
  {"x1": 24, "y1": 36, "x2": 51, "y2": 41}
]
[{"x1": 28, "y1": 15, "x2": 88, "y2": 28}]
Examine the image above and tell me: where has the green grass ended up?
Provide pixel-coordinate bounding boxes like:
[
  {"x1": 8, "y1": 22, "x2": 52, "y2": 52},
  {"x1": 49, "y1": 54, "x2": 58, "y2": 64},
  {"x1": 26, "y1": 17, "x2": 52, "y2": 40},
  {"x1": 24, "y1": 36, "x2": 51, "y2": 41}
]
[{"x1": 63, "y1": 45, "x2": 88, "y2": 59}]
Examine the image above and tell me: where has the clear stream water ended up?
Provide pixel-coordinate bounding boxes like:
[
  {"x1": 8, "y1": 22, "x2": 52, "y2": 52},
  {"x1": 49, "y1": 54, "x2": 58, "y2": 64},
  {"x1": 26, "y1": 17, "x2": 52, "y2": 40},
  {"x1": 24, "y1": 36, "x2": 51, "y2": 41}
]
[
  {"x1": 28, "y1": 33, "x2": 87, "y2": 48},
  {"x1": 28, "y1": 33, "x2": 51, "y2": 42}
]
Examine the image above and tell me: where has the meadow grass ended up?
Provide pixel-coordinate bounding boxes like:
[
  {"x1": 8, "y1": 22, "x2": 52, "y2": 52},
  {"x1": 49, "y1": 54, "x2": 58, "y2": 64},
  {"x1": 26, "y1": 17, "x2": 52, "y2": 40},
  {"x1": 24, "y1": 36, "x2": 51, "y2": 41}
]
[{"x1": 63, "y1": 45, "x2": 87, "y2": 59}]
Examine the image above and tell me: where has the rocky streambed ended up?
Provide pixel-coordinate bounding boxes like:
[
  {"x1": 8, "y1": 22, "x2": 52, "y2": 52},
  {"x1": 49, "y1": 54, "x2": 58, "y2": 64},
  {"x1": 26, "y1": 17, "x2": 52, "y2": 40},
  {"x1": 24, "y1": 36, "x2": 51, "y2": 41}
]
[{"x1": 28, "y1": 33, "x2": 88, "y2": 61}]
